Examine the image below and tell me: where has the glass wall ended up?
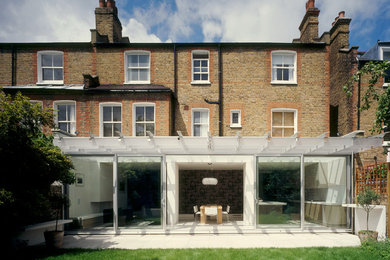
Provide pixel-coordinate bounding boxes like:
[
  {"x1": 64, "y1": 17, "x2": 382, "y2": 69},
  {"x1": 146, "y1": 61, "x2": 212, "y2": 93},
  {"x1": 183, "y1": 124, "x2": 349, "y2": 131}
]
[
  {"x1": 67, "y1": 156, "x2": 114, "y2": 231},
  {"x1": 117, "y1": 157, "x2": 162, "y2": 229},
  {"x1": 257, "y1": 157, "x2": 301, "y2": 228},
  {"x1": 304, "y1": 157, "x2": 348, "y2": 228}
]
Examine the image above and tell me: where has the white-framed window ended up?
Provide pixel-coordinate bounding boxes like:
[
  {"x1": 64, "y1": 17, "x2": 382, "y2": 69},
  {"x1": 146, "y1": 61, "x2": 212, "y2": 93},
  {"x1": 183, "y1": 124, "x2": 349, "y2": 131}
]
[
  {"x1": 192, "y1": 50, "x2": 210, "y2": 84},
  {"x1": 54, "y1": 101, "x2": 76, "y2": 134},
  {"x1": 133, "y1": 103, "x2": 155, "y2": 136},
  {"x1": 100, "y1": 103, "x2": 122, "y2": 137},
  {"x1": 380, "y1": 47, "x2": 390, "y2": 86},
  {"x1": 192, "y1": 108, "x2": 209, "y2": 136},
  {"x1": 124, "y1": 51, "x2": 150, "y2": 84},
  {"x1": 271, "y1": 109, "x2": 297, "y2": 137},
  {"x1": 230, "y1": 109, "x2": 241, "y2": 128},
  {"x1": 271, "y1": 51, "x2": 297, "y2": 84},
  {"x1": 37, "y1": 51, "x2": 64, "y2": 84}
]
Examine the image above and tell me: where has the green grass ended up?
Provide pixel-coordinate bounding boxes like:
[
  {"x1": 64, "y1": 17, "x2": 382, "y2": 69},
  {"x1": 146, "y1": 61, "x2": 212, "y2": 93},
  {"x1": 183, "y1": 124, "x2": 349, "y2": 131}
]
[{"x1": 9, "y1": 243, "x2": 389, "y2": 260}]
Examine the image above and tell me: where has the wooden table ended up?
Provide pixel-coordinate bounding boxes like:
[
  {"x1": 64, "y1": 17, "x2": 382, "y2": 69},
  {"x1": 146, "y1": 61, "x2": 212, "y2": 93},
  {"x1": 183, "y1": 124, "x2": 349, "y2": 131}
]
[{"x1": 200, "y1": 205, "x2": 222, "y2": 224}]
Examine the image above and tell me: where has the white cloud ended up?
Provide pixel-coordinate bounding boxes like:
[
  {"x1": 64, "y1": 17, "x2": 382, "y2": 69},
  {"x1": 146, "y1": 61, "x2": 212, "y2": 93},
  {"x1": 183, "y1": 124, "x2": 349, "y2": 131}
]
[{"x1": 122, "y1": 18, "x2": 162, "y2": 43}]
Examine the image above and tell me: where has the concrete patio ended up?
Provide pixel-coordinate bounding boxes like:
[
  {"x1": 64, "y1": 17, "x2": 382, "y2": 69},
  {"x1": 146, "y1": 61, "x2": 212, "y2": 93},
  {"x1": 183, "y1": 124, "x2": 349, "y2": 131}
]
[{"x1": 62, "y1": 233, "x2": 361, "y2": 249}]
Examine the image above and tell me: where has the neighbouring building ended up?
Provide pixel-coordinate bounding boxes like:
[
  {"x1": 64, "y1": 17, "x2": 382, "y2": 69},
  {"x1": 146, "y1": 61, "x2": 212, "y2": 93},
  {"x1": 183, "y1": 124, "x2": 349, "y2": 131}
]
[{"x1": 0, "y1": 0, "x2": 385, "y2": 234}]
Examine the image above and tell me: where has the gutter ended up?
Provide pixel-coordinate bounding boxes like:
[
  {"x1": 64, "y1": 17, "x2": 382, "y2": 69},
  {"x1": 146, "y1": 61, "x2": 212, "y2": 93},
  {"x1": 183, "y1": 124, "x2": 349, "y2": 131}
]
[{"x1": 204, "y1": 43, "x2": 223, "y2": 136}]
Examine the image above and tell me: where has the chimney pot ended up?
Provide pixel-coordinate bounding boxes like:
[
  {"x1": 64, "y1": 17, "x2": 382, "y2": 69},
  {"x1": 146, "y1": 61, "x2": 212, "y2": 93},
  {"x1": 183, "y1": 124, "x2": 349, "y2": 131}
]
[
  {"x1": 339, "y1": 11, "x2": 345, "y2": 18},
  {"x1": 99, "y1": 0, "x2": 106, "y2": 8},
  {"x1": 106, "y1": 0, "x2": 113, "y2": 8},
  {"x1": 306, "y1": 0, "x2": 315, "y2": 11}
]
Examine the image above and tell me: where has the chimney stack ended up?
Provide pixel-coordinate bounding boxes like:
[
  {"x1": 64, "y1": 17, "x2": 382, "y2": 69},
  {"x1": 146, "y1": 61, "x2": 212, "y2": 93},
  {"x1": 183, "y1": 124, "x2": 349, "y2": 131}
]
[
  {"x1": 92, "y1": 0, "x2": 125, "y2": 43},
  {"x1": 330, "y1": 11, "x2": 351, "y2": 49},
  {"x1": 298, "y1": 0, "x2": 320, "y2": 43}
]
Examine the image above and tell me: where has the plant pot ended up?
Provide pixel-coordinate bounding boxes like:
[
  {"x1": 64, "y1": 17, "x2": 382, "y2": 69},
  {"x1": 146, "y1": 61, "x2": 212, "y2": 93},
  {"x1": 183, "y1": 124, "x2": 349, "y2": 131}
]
[
  {"x1": 44, "y1": 230, "x2": 64, "y2": 249},
  {"x1": 358, "y1": 230, "x2": 378, "y2": 243}
]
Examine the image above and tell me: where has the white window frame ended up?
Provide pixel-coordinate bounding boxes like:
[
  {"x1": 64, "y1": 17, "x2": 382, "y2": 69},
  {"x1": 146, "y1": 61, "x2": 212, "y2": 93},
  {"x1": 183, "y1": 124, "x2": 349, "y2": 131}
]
[
  {"x1": 191, "y1": 108, "x2": 209, "y2": 137},
  {"x1": 99, "y1": 102, "x2": 122, "y2": 137},
  {"x1": 191, "y1": 50, "x2": 210, "y2": 84},
  {"x1": 230, "y1": 109, "x2": 242, "y2": 128},
  {"x1": 37, "y1": 50, "x2": 64, "y2": 85},
  {"x1": 380, "y1": 47, "x2": 390, "y2": 87},
  {"x1": 271, "y1": 50, "x2": 297, "y2": 85},
  {"x1": 271, "y1": 108, "x2": 297, "y2": 137},
  {"x1": 53, "y1": 100, "x2": 76, "y2": 135},
  {"x1": 132, "y1": 102, "x2": 156, "y2": 137},
  {"x1": 124, "y1": 50, "x2": 151, "y2": 84}
]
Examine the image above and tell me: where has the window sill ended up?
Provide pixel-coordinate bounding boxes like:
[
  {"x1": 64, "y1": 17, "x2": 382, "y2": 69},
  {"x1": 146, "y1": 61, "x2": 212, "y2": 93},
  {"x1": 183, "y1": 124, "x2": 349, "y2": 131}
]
[
  {"x1": 36, "y1": 81, "x2": 64, "y2": 86},
  {"x1": 271, "y1": 81, "x2": 297, "y2": 85},
  {"x1": 230, "y1": 125, "x2": 242, "y2": 128},
  {"x1": 124, "y1": 81, "x2": 151, "y2": 85},
  {"x1": 191, "y1": 81, "x2": 211, "y2": 85}
]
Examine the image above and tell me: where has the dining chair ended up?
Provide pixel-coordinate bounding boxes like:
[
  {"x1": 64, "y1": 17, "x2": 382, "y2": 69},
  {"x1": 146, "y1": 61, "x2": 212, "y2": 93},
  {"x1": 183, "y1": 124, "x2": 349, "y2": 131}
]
[
  {"x1": 222, "y1": 205, "x2": 230, "y2": 222},
  {"x1": 193, "y1": 205, "x2": 200, "y2": 222}
]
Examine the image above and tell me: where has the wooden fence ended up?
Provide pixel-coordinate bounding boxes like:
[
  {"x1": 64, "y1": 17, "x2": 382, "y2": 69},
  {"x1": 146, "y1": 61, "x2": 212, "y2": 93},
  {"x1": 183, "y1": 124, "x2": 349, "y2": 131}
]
[{"x1": 355, "y1": 162, "x2": 390, "y2": 236}]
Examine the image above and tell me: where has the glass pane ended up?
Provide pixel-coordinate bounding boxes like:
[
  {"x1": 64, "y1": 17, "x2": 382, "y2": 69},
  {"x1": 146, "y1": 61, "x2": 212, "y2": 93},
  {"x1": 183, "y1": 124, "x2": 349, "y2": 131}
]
[
  {"x1": 58, "y1": 122, "x2": 68, "y2": 132},
  {"x1": 200, "y1": 110, "x2": 208, "y2": 123},
  {"x1": 276, "y1": 69, "x2": 283, "y2": 81},
  {"x1": 66, "y1": 156, "x2": 114, "y2": 231},
  {"x1": 193, "y1": 60, "x2": 200, "y2": 67},
  {"x1": 145, "y1": 106, "x2": 154, "y2": 121},
  {"x1": 42, "y1": 54, "x2": 52, "y2": 66},
  {"x1": 129, "y1": 55, "x2": 138, "y2": 67},
  {"x1": 272, "y1": 112, "x2": 283, "y2": 126},
  {"x1": 68, "y1": 104, "x2": 75, "y2": 121},
  {"x1": 117, "y1": 157, "x2": 162, "y2": 229},
  {"x1": 201, "y1": 74, "x2": 208, "y2": 81},
  {"x1": 257, "y1": 157, "x2": 301, "y2": 228},
  {"x1": 193, "y1": 111, "x2": 200, "y2": 123},
  {"x1": 103, "y1": 123, "x2": 113, "y2": 137},
  {"x1": 200, "y1": 124, "x2": 208, "y2": 137},
  {"x1": 139, "y1": 69, "x2": 149, "y2": 81},
  {"x1": 232, "y1": 112, "x2": 239, "y2": 124},
  {"x1": 282, "y1": 69, "x2": 289, "y2": 81},
  {"x1": 284, "y1": 55, "x2": 294, "y2": 65},
  {"x1": 113, "y1": 106, "x2": 121, "y2": 122},
  {"x1": 54, "y1": 69, "x2": 63, "y2": 81},
  {"x1": 193, "y1": 125, "x2": 200, "y2": 136},
  {"x1": 136, "y1": 107, "x2": 144, "y2": 122},
  {"x1": 201, "y1": 60, "x2": 208, "y2": 67},
  {"x1": 284, "y1": 128, "x2": 295, "y2": 137},
  {"x1": 113, "y1": 123, "x2": 121, "y2": 136},
  {"x1": 69, "y1": 122, "x2": 76, "y2": 134},
  {"x1": 193, "y1": 74, "x2": 200, "y2": 81},
  {"x1": 201, "y1": 67, "x2": 208, "y2": 73},
  {"x1": 272, "y1": 54, "x2": 282, "y2": 65},
  {"x1": 284, "y1": 112, "x2": 294, "y2": 126},
  {"x1": 138, "y1": 55, "x2": 149, "y2": 67},
  {"x1": 272, "y1": 128, "x2": 283, "y2": 137},
  {"x1": 136, "y1": 123, "x2": 145, "y2": 136},
  {"x1": 194, "y1": 67, "x2": 200, "y2": 73},
  {"x1": 304, "y1": 157, "x2": 348, "y2": 228},
  {"x1": 103, "y1": 106, "x2": 112, "y2": 122},
  {"x1": 384, "y1": 51, "x2": 390, "y2": 61},
  {"x1": 146, "y1": 123, "x2": 154, "y2": 134},
  {"x1": 43, "y1": 68, "x2": 53, "y2": 81},
  {"x1": 57, "y1": 105, "x2": 67, "y2": 121},
  {"x1": 130, "y1": 69, "x2": 139, "y2": 81},
  {"x1": 53, "y1": 55, "x2": 63, "y2": 67}
]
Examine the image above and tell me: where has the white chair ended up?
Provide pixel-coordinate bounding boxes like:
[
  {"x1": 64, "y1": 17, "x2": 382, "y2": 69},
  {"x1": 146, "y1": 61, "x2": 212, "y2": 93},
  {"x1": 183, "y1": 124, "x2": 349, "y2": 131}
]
[
  {"x1": 193, "y1": 205, "x2": 201, "y2": 222},
  {"x1": 205, "y1": 206, "x2": 217, "y2": 223},
  {"x1": 222, "y1": 205, "x2": 230, "y2": 222}
]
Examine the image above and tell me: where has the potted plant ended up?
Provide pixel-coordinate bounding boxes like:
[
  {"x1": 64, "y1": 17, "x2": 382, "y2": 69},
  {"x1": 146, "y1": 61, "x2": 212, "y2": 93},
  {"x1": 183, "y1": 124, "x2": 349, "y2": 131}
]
[
  {"x1": 356, "y1": 187, "x2": 380, "y2": 242},
  {"x1": 44, "y1": 192, "x2": 70, "y2": 249}
]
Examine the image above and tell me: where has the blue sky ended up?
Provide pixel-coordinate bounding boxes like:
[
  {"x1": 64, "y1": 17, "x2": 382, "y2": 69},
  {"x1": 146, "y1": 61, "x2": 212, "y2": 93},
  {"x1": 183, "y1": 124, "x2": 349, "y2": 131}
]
[{"x1": 0, "y1": 0, "x2": 389, "y2": 51}]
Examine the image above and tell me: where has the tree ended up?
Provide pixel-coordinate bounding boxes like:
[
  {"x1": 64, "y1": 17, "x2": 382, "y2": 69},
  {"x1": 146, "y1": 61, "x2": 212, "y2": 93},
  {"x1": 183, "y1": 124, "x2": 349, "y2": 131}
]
[
  {"x1": 356, "y1": 187, "x2": 380, "y2": 232},
  {"x1": 0, "y1": 91, "x2": 75, "y2": 247},
  {"x1": 344, "y1": 60, "x2": 390, "y2": 133}
]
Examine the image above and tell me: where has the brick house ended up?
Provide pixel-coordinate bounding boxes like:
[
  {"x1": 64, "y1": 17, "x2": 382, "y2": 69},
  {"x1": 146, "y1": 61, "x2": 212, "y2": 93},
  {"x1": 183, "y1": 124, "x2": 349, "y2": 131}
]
[{"x1": 0, "y1": 0, "x2": 384, "y2": 234}]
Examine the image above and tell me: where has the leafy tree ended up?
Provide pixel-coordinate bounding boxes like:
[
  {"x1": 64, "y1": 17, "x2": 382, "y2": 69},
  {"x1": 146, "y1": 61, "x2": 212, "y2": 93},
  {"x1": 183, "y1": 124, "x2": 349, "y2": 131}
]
[
  {"x1": 0, "y1": 91, "x2": 74, "y2": 247},
  {"x1": 357, "y1": 187, "x2": 380, "y2": 231},
  {"x1": 344, "y1": 60, "x2": 390, "y2": 133}
]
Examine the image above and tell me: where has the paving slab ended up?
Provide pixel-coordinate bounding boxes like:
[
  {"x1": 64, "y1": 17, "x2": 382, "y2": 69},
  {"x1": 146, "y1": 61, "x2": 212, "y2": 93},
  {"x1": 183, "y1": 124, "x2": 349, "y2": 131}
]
[{"x1": 62, "y1": 233, "x2": 361, "y2": 249}]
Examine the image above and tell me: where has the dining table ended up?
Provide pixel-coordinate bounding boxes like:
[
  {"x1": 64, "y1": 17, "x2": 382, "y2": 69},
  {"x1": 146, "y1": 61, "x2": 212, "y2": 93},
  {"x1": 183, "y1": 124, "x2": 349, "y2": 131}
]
[{"x1": 200, "y1": 204, "x2": 222, "y2": 224}]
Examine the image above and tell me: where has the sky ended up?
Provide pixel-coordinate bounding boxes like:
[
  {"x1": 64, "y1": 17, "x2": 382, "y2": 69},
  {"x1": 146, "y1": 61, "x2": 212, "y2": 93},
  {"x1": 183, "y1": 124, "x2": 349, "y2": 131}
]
[{"x1": 0, "y1": 0, "x2": 389, "y2": 51}]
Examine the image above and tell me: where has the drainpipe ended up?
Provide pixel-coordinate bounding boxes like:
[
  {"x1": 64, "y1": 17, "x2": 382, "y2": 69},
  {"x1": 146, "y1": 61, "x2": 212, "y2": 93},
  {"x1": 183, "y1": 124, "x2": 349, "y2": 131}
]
[
  {"x1": 11, "y1": 45, "x2": 16, "y2": 86},
  {"x1": 357, "y1": 59, "x2": 361, "y2": 130},
  {"x1": 204, "y1": 43, "x2": 223, "y2": 136},
  {"x1": 172, "y1": 43, "x2": 177, "y2": 136}
]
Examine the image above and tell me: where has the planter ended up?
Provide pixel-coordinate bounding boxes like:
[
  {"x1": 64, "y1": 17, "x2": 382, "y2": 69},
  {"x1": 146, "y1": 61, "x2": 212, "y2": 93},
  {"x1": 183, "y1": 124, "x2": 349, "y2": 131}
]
[
  {"x1": 358, "y1": 230, "x2": 378, "y2": 243},
  {"x1": 44, "y1": 230, "x2": 64, "y2": 249}
]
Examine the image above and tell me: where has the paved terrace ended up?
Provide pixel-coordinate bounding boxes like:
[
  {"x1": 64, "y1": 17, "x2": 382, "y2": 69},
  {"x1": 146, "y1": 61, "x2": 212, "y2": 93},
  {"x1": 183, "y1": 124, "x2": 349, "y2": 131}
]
[{"x1": 62, "y1": 233, "x2": 361, "y2": 249}]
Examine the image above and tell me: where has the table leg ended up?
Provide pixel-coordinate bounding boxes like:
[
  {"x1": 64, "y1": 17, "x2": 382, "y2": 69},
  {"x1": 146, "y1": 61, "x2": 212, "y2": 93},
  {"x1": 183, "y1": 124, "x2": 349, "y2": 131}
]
[
  {"x1": 217, "y1": 207, "x2": 222, "y2": 224},
  {"x1": 200, "y1": 207, "x2": 205, "y2": 224}
]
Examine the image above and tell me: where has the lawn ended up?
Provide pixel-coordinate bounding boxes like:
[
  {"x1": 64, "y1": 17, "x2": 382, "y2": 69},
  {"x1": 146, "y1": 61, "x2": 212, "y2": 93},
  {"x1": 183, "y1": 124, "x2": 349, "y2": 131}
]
[{"x1": 9, "y1": 242, "x2": 390, "y2": 260}]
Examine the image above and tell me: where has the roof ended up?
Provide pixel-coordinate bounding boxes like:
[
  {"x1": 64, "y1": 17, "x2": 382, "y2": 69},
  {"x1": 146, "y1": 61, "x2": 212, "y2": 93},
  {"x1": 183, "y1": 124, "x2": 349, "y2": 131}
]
[
  {"x1": 359, "y1": 41, "x2": 390, "y2": 61},
  {"x1": 53, "y1": 132, "x2": 384, "y2": 156}
]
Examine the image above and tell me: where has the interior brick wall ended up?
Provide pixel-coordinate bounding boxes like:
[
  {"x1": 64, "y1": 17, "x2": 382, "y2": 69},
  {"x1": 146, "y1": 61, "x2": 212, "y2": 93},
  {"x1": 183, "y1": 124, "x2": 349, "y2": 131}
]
[{"x1": 179, "y1": 170, "x2": 243, "y2": 214}]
